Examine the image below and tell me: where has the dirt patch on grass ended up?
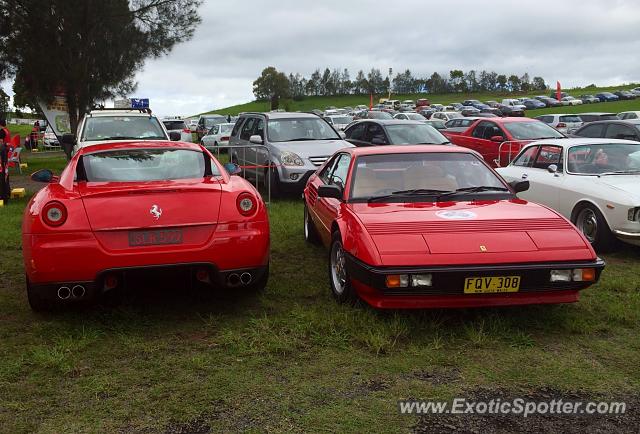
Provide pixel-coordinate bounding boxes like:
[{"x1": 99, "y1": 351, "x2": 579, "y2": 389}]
[{"x1": 413, "y1": 387, "x2": 638, "y2": 434}]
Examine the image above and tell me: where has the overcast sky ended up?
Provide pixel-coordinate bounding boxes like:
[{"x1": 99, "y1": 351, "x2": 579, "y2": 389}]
[{"x1": 3, "y1": 0, "x2": 640, "y2": 117}]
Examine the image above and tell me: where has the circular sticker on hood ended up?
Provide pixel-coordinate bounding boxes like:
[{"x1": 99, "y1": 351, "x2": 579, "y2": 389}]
[{"x1": 435, "y1": 210, "x2": 477, "y2": 220}]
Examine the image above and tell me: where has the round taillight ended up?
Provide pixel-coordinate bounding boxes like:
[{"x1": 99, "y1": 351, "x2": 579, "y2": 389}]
[
  {"x1": 42, "y1": 201, "x2": 67, "y2": 227},
  {"x1": 236, "y1": 193, "x2": 256, "y2": 216}
]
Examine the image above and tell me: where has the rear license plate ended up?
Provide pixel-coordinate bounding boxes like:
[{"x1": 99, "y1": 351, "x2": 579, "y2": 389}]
[
  {"x1": 128, "y1": 229, "x2": 183, "y2": 247},
  {"x1": 464, "y1": 276, "x2": 520, "y2": 294}
]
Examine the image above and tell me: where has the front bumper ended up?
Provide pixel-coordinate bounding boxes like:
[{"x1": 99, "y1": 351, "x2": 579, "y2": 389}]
[
  {"x1": 346, "y1": 253, "x2": 605, "y2": 309},
  {"x1": 277, "y1": 169, "x2": 315, "y2": 193},
  {"x1": 613, "y1": 229, "x2": 640, "y2": 246}
]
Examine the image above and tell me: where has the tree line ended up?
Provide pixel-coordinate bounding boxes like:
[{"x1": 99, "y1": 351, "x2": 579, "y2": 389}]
[{"x1": 253, "y1": 67, "x2": 549, "y2": 104}]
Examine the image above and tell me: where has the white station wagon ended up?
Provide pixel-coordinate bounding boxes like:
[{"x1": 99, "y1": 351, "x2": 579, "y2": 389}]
[{"x1": 497, "y1": 138, "x2": 640, "y2": 251}]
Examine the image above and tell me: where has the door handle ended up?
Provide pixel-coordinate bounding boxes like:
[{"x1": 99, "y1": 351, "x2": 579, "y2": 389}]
[{"x1": 521, "y1": 173, "x2": 528, "y2": 179}]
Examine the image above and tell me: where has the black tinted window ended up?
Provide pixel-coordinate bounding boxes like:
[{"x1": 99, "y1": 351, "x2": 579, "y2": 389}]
[
  {"x1": 577, "y1": 124, "x2": 605, "y2": 137},
  {"x1": 605, "y1": 124, "x2": 638, "y2": 140},
  {"x1": 231, "y1": 119, "x2": 244, "y2": 137},
  {"x1": 346, "y1": 123, "x2": 366, "y2": 141},
  {"x1": 240, "y1": 118, "x2": 256, "y2": 140}
]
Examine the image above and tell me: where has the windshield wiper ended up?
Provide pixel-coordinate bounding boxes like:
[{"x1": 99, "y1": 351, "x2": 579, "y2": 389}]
[
  {"x1": 435, "y1": 186, "x2": 510, "y2": 199},
  {"x1": 367, "y1": 188, "x2": 453, "y2": 203},
  {"x1": 287, "y1": 137, "x2": 317, "y2": 141},
  {"x1": 598, "y1": 170, "x2": 640, "y2": 176}
]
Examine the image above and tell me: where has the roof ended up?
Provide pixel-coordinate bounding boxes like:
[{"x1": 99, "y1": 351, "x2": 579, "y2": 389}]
[
  {"x1": 519, "y1": 138, "x2": 639, "y2": 149},
  {"x1": 579, "y1": 119, "x2": 640, "y2": 126},
  {"x1": 77, "y1": 140, "x2": 202, "y2": 155},
  {"x1": 578, "y1": 112, "x2": 616, "y2": 115},
  {"x1": 344, "y1": 144, "x2": 478, "y2": 157},
  {"x1": 240, "y1": 111, "x2": 319, "y2": 120},
  {"x1": 350, "y1": 119, "x2": 425, "y2": 126},
  {"x1": 88, "y1": 109, "x2": 154, "y2": 117}
]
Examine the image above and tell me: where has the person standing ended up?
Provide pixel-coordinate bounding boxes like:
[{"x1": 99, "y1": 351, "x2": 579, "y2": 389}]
[{"x1": 0, "y1": 118, "x2": 10, "y2": 202}]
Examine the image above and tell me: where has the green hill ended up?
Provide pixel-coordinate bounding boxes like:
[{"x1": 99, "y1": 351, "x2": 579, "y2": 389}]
[{"x1": 201, "y1": 83, "x2": 640, "y2": 117}]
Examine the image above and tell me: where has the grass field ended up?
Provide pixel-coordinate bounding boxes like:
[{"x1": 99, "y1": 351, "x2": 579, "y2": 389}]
[
  {"x1": 202, "y1": 83, "x2": 640, "y2": 117},
  {"x1": 0, "y1": 152, "x2": 639, "y2": 432}
]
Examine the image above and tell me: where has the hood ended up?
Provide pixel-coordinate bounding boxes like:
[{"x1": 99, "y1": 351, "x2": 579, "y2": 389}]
[
  {"x1": 596, "y1": 175, "x2": 640, "y2": 200},
  {"x1": 349, "y1": 200, "x2": 592, "y2": 266},
  {"x1": 273, "y1": 139, "x2": 353, "y2": 158}
]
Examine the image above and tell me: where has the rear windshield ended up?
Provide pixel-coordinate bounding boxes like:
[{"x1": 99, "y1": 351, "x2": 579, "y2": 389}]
[
  {"x1": 559, "y1": 115, "x2": 582, "y2": 123},
  {"x1": 163, "y1": 121, "x2": 187, "y2": 130},
  {"x1": 83, "y1": 149, "x2": 217, "y2": 182},
  {"x1": 503, "y1": 121, "x2": 565, "y2": 140},
  {"x1": 81, "y1": 116, "x2": 167, "y2": 141},
  {"x1": 204, "y1": 117, "x2": 226, "y2": 128}
]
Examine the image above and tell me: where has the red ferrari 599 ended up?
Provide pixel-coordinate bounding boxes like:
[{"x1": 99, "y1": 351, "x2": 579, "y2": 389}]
[{"x1": 22, "y1": 141, "x2": 269, "y2": 311}]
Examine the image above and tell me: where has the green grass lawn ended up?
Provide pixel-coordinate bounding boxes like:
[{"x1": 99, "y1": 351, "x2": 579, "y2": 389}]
[
  {"x1": 0, "y1": 153, "x2": 639, "y2": 432},
  {"x1": 202, "y1": 83, "x2": 640, "y2": 117}
]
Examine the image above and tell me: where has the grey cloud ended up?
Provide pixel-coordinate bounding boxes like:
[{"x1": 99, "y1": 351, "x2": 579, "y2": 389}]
[{"x1": 4, "y1": 0, "x2": 640, "y2": 116}]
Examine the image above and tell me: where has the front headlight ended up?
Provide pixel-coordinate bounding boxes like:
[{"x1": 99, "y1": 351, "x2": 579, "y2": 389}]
[
  {"x1": 280, "y1": 152, "x2": 304, "y2": 166},
  {"x1": 628, "y1": 207, "x2": 640, "y2": 222}
]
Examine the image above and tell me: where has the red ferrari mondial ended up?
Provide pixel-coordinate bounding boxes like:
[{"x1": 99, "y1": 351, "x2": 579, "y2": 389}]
[
  {"x1": 303, "y1": 145, "x2": 605, "y2": 309},
  {"x1": 23, "y1": 141, "x2": 269, "y2": 311}
]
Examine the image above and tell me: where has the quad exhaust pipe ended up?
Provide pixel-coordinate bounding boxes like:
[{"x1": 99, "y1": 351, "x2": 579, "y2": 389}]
[
  {"x1": 57, "y1": 285, "x2": 86, "y2": 299},
  {"x1": 240, "y1": 273, "x2": 252, "y2": 285}
]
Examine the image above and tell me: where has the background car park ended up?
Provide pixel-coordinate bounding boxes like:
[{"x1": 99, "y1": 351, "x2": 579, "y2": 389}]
[
  {"x1": 393, "y1": 112, "x2": 427, "y2": 121},
  {"x1": 579, "y1": 94, "x2": 601, "y2": 104},
  {"x1": 162, "y1": 118, "x2": 193, "y2": 142},
  {"x1": 229, "y1": 112, "x2": 353, "y2": 196},
  {"x1": 431, "y1": 111, "x2": 463, "y2": 122},
  {"x1": 344, "y1": 120, "x2": 450, "y2": 147},
  {"x1": 323, "y1": 114, "x2": 354, "y2": 130},
  {"x1": 618, "y1": 111, "x2": 640, "y2": 120},
  {"x1": 196, "y1": 114, "x2": 227, "y2": 139},
  {"x1": 65, "y1": 108, "x2": 172, "y2": 155},
  {"x1": 595, "y1": 92, "x2": 619, "y2": 102},
  {"x1": 200, "y1": 122, "x2": 235, "y2": 150},
  {"x1": 578, "y1": 112, "x2": 619, "y2": 123},
  {"x1": 535, "y1": 114, "x2": 583, "y2": 134},
  {"x1": 573, "y1": 119, "x2": 640, "y2": 141},
  {"x1": 561, "y1": 96, "x2": 583, "y2": 106},
  {"x1": 614, "y1": 90, "x2": 636, "y2": 100}
]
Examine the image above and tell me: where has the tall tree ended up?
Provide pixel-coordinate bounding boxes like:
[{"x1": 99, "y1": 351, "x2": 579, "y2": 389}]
[
  {"x1": 532, "y1": 76, "x2": 547, "y2": 91},
  {"x1": 0, "y1": 0, "x2": 202, "y2": 134},
  {"x1": 449, "y1": 70, "x2": 465, "y2": 92},
  {"x1": 252, "y1": 67, "x2": 290, "y2": 109},
  {"x1": 354, "y1": 70, "x2": 367, "y2": 95},
  {"x1": 507, "y1": 75, "x2": 521, "y2": 92},
  {"x1": 367, "y1": 68, "x2": 384, "y2": 94},
  {"x1": 496, "y1": 74, "x2": 508, "y2": 91}
]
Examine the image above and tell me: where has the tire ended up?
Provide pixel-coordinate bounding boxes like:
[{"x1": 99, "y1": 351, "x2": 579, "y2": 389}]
[
  {"x1": 328, "y1": 232, "x2": 357, "y2": 304},
  {"x1": 572, "y1": 204, "x2": 617, "y2": 252},
  {"x1": 304, "y1": 203, "x2": 320, "y2": 244},
  {"x1": 267, "y1": 166, "x2": 281, "y2": 198},
  {"x1": 26, "y1": 276, "x2": 51, "y2": 312}
]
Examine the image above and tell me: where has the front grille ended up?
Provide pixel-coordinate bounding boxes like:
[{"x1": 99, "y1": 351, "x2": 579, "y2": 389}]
[{"x1": 309, "y1": 156, "x2": 329, "y2": 167}]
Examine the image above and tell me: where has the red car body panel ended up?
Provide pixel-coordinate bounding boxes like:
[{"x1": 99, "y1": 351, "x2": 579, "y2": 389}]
[
  {"x1": 442, "y1": 117, "x2": 538, "y2": 167},
  {"x1": 22, "y1": 141, "x2": 269, "y2": 297},
  {"x1": 304, "y1": 145, "x2": 603, "y2": 309}
]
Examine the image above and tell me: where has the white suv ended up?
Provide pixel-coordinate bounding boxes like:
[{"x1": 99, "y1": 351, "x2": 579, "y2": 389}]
[
  {"x1": 162, "y1": 117, "x2": 193, "y2": 142},
  {"x1": 62, "y1": 108, "x2": 173, "y2": 155}
]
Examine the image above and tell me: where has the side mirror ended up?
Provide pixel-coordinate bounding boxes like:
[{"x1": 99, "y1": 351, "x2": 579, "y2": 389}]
[
  {"x1": 547, "y1": 164, "x2": 558, "y2": 174},
  {"x1": 31, "y1": 169, "x2": 54, "y2": 183},
  {"x1": 371, "y1": 137, "x2": 386, "y2": 145},
  {"x1": 509, "y1": 180, "x2": 529, "y2": 193},
  {"x1": 317, "y1": 184, "x2": 343, "y2": 200},
  {"x1": 490, "y1": 135, "x2": 505, "y2": 142},
  {"x1": 249, "y1": 135, "x2": 263, "y2": 145},
  {"x1": 338, "y1": 131, "x2": 346, "y2": 139},
  {"x1": 169, "y1": 131, "x2": 181, "y2": 141},
  {"x1": 223, "y1": 162, "x2": 242, "y2": 175}
]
